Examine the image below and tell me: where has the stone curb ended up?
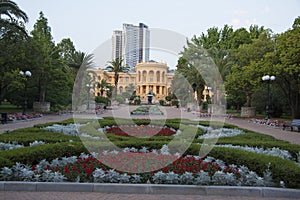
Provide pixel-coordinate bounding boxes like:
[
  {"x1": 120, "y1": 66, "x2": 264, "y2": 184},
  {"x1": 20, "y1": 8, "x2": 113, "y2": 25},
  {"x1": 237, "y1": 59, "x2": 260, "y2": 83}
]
[{"x1": 0, "y1": 182, "x2": 299, "y2": 198}]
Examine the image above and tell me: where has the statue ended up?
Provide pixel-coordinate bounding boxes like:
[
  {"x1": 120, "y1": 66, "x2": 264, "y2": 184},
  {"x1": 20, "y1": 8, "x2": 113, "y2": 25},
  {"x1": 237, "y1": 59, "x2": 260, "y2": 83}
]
[{"x1": 147, "y1": 86, "x2": 154, "y2": 104}]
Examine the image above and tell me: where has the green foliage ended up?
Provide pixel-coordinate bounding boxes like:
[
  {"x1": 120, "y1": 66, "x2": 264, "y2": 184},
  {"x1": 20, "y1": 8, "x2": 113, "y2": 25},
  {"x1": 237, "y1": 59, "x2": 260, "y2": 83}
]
[
  {"x1": 0, "y1": 156, "x2": 13, "y2": 168},
  {"x1": 208, "y1": 147, "x2": 300, "y2": 188},
  {"x1": 0, "y1": 127, "x2": 80, "y2": 145},
  {"x1": 0, "y1": 142, "x2": 88, "y2": 168},
  {"x1": 95, "y1": 96, "x2": 110, "y2": 106},
  {"x1": 115, "y1": 94, "x2": 125, "y2": 104}
]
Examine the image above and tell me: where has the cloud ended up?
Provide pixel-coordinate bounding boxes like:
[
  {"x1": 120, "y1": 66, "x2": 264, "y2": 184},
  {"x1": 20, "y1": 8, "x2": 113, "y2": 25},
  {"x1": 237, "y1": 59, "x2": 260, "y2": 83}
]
[
  {"x1": 230, "y1": 18, "x2": 241, "y2": 27},
  {"x1": 233, "y1": 9, "x2": 249, "y2": 16}
]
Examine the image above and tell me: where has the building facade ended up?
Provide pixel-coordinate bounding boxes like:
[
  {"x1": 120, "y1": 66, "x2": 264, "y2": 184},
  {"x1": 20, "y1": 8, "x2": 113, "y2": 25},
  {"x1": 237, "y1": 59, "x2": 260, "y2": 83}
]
[
  {"x1": 112, "y1": 30, "x2": 123, "y2": 60},
  {"x1": 112, "y1": 23, "x2": 150, "y2": 68},
  {"x1": 92, "y1": 62, "x2": 174, "y2": 102}
]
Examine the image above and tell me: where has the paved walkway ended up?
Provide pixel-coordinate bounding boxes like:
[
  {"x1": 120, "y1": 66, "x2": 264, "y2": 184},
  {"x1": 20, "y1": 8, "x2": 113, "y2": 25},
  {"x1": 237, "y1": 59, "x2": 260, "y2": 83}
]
[
  {"x1": 1, "y1": 105, "x2": 299, "y2": 145},
  {"x1": 0, "y1": 191, "x2": 294, "y2": 200}
]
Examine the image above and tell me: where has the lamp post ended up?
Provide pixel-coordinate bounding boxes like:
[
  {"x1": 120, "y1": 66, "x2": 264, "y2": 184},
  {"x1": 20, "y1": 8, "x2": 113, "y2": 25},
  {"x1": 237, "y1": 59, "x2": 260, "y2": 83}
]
[
  {"x1": 86, "y1": 84, "x2": 93, "y2": 110},
  {"x1": 19, "y1": 70, "x2": 32, "y2": 115},
  {"x1": 262, "y1": 75, "x2": 275, "y2": 120},
  {"x1": 205, "y1": 86, "x2": 212, "y2": 103}
]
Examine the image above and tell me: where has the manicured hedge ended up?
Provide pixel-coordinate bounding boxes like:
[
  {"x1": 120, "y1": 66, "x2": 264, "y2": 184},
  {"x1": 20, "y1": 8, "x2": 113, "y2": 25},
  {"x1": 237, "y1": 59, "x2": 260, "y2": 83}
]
[
  {"x1": 0, "y1": 142, "x2": 88, "y2": 168},
  {"x1": 208, "y1": 147, "x2": 300, "y2": 189},
  {"x1": 0, "y1": 156, "x2": 13, "y2": 168},
  {"x1": 0, "y1": 127, "x2": 80, "y2": 145}
]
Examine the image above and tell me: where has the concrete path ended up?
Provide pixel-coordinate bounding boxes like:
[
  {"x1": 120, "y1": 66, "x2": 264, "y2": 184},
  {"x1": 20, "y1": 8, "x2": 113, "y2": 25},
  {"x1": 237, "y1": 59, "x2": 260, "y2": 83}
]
[
  {"x1": 1, "y1": 105, "x2": 299, "y2": 145},
  {"x1": 0, "y1": 191, "x2": 295, "y2": 200}
]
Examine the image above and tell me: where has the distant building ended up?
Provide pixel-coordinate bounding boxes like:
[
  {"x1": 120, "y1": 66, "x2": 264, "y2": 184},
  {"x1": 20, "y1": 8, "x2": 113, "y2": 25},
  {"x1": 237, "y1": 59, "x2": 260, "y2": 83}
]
[
  {"x1": 112, "y1": 23, "x2": 150, "y2": 68},
  {"x1": 112, "y1": 30, "x2": 123, "y2": 60},
  {"x1": 91, "y1": 62, "x2": 173, "y2": 102}
]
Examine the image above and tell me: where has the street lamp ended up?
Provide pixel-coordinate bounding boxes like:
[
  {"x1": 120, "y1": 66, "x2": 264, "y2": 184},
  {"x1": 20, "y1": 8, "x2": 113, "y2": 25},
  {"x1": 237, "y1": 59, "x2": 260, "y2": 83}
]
[
  {"x1": 19, "y1": 70, "x2": 32, "y2": 115},
  {"x1": 262, "y1": 75, "x2": 276, "y2": 120},
  {"x1": 205, "y1": 86, "x2": 212, "y2": 103},
  {"x1": 86, "y1": 84, "x2": 93, "y2": 110}
]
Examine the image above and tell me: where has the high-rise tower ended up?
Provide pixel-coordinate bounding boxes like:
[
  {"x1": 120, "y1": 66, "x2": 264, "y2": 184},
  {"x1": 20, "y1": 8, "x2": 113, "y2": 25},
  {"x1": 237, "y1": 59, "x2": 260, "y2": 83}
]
[{"x1": 112, "y1": 23, "x2": 150, "y2": 68}]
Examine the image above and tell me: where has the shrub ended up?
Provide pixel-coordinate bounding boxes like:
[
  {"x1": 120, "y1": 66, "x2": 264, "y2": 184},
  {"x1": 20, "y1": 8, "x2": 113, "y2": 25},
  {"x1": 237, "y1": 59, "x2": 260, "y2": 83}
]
[
  {"x1": 208, "y1": 147, "x2": 300, "y2": 189},
  {"x1": 0, "y1": 128, "x2": 80, "y2": 145},
  {"x1": 0, "y1": 142, "x2": 88, "y2": 167},
  {"x1": 0, "y1": 157, "x2": 13, "y2": 168},
  {"x1": 95, "y1": 96, "x2": 111, "y2": 106}
]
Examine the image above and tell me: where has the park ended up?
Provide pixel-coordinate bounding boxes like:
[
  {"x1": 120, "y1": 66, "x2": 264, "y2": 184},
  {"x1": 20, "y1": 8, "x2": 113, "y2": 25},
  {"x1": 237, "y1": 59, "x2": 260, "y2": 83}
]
[{"x1": 0, "y1": 1, "x2": 300, "y2": 199}]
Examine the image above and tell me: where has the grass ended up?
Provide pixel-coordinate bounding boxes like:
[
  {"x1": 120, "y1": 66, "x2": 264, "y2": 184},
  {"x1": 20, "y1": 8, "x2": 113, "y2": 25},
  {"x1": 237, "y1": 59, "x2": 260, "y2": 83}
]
[{"x1": 0, "y1": 102, "x2": 33, "y2": 113}]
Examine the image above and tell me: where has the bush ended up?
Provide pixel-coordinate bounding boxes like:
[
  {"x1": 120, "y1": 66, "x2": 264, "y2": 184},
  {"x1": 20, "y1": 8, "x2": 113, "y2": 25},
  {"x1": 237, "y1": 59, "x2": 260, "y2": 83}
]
[
  {"x1": 95, "y1": 96, "x2": 111, "y2": 106},
  {"x1": 159, "y1": 99, "x2": 165, "y2": 106},
  {"x1": 0, "y1": 156, "x2": 13, "y2": 168},
  {"x1": 206, "y1": 147, "x2": 300, "y2": 188},
  {"x1": 0, "y1": 128, "x2": 80, "y2": 145},
  {"x1": 0, "y1": 142, "x2": 88, "y2": 167}
]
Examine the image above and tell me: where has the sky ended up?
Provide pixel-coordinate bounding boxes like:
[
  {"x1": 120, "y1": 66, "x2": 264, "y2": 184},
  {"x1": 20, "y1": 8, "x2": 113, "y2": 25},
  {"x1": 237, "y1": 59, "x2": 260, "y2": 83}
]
[{"x1": 15, "y1": 0, "x2": 300, "y2": 68}]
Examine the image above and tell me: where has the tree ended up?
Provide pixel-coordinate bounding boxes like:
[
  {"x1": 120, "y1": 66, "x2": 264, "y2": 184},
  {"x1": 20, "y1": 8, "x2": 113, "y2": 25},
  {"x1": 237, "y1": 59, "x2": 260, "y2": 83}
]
[
  {"x1": 72, "y1": 53, "x2": 94, "y2": 110},
  {"x1": 57, "y1": 38, "x2": 76, "y2": 68},
  {"x1": 30, "y1": 12, "x2": 57, "y2": 103},
  {"x1": 97, "y1": 79, "x2": 108, "y2": 96},
  {"x1": 269, "y1": 17, "x2": 300, "y2": 118},
  {"x1": 0, "y1": 0, "x2": 28, "y2": 36},
  {"x1": 106, "y1": 58, "x2": 129, "y2": 98},
  {"x1": 225, "y1": 31, "x2": 274, "y2": 107}
]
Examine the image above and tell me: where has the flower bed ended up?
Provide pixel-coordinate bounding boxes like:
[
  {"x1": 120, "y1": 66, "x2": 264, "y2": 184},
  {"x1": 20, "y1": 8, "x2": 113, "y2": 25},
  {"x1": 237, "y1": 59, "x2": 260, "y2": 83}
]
[
  {"x1": 2, "y1": 118, "x2": 300, "y2": 188},
  {"x1": 8, "y1": 113, "x2": 42, "y2": 121},
  {"x1": 0, "y1": 141, "x2": 45, "y2": 151},
  {"x1": 130, "y1": 106, "x2": 163, "y2": 115},
  {"x1": 0, "y1": 148, "x2": 272, "y2": 186},
  {"x1": 105, "y1": 125, "x2": 176, "y2": 137}
]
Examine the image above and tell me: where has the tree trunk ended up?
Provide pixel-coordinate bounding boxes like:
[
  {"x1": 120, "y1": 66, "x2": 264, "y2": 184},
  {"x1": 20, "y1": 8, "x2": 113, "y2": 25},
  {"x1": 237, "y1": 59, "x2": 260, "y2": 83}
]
[
  {"x1": 114, "y1": 73, "x2": 119, "y2": 98},
  {"x1": 39, "y1": 78, "x2": 46, "y2": 102},
  {"x1": 246, "y1": 93, "x2": 252, "y2": 107}
]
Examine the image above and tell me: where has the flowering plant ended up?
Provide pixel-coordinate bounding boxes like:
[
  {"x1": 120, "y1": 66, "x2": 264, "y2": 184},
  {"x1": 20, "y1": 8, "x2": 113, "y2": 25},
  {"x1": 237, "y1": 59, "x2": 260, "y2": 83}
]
[
  {"x1": 0, "y1": 148, "x2": 272, "y2": 186},
  {"x1": 8, "y1": 113, "x2": 42, "y2": 121},
  {"x1": 105, "y1": 125, "x2": 176, "y2": 137}
]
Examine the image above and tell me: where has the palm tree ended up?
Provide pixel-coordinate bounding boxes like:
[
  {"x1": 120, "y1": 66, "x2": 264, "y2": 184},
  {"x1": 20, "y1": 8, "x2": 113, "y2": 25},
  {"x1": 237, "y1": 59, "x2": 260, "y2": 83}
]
[
  {"x1": 68, "y1": 51, "x2": 86, "y2": 80},
  {"x1": 72, "y1": 52, "x2": 95, "y2": 110},
  {"x1": 97, "y1": 79, "x2": 108, "y2": 96},
  {"x1": 106, "y1": 58, "x2": 129, "y2": 98},
  {"x1": 0, "y1": 0, "x2": 28, "y2": 35}
]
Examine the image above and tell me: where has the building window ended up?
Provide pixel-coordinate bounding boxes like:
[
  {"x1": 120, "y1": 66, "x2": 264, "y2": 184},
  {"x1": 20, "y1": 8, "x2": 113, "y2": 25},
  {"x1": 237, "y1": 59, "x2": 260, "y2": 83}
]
[
  {"x1": 149, "y1": 71, "x2": 154, "y2": 82},
  {"x1": 131, "y1": 77, "x2": 135, "y2": 82},
  {"x1": 142, "y1": 71, "x2": 147, "y2": 82},
  {"x1": 156, "y1": 71, "x2": 160, "y2": 82},
  {"x1": 126, "y1": 77, "x2": 129, "y2": 82}
]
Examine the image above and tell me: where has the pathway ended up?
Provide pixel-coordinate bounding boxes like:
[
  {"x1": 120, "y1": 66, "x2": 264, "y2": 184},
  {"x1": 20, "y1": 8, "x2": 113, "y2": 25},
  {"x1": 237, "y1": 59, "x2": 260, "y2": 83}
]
[{"x1": 1, "y1": 105, "x2": 299, "y2": 145}]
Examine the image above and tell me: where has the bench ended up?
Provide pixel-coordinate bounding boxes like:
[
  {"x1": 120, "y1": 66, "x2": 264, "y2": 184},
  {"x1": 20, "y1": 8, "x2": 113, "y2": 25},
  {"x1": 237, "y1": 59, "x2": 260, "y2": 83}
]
[
  {"x1": 283, "y1": 119, "x2": 300, "y2": 132},
  {"x1": 1, "y1": 112, "x2": 8, "y2": 124}
]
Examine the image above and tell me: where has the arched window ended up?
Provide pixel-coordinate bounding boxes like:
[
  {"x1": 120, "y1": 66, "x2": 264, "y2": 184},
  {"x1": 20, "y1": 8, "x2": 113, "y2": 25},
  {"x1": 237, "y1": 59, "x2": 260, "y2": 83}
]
[
  {"x1": 156, "y1": 71, "x2": 160, "y2": 82},
  {"x1": 149, "y1": 70, "x2": 154, "y2": 82},
  {"x1": 138, "y1": 71, "x2": 141, "y2": 82},
  {"x1": 119, "y1": 86, "x2": 123, "y2": 94},
  {"x1": 142, "y1": 71, "x2": 147, "y2": 82},
  {"x1": 162, "y1": 71, "x2": 165, "y2": 83}
]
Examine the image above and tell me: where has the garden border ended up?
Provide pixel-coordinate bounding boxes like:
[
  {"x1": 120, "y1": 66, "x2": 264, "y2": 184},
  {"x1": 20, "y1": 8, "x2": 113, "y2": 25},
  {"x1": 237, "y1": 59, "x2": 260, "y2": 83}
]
[{"x1": 0, "y1": 182, "x2": 299, "y2": 198}]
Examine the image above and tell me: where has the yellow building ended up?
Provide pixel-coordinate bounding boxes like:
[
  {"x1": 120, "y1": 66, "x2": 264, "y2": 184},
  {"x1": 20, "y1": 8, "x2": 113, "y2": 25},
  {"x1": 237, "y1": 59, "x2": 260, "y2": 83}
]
[{"x1": 91, "y1": 61, "x2": 174, "y2": 102}]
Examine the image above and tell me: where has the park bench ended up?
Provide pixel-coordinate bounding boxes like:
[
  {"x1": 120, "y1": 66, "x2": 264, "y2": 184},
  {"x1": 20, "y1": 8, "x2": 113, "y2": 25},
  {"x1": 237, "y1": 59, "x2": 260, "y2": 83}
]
[
  {"x1": 1, "y1": 112, "x2": 8, "y2": 124},
  {"x1": 283, "y1": 119, "x2": 300, "y2": 132}
]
